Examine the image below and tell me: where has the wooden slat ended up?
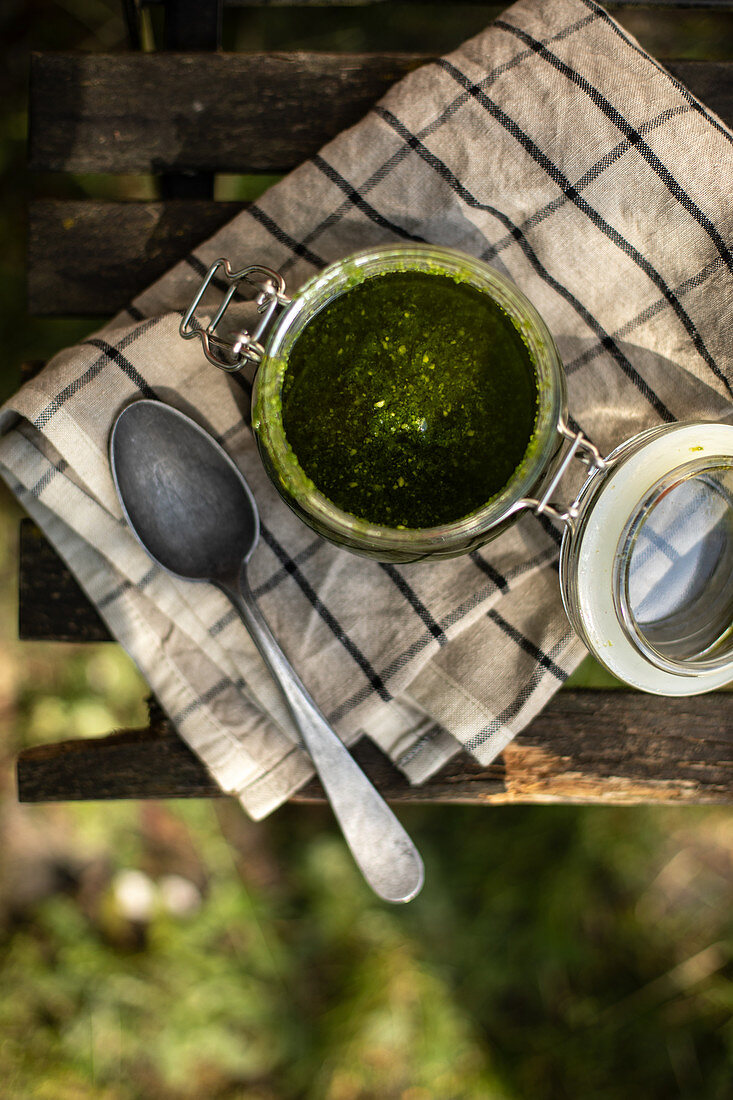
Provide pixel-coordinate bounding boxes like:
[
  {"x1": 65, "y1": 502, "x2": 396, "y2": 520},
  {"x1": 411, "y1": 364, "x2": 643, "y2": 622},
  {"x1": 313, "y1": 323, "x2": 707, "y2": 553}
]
[
  {"x1": 26, "y1": 57, "x2": 733, "y2": 315},
  {"x1": 29, "y1": 52, "x2": 426, "y2": 174},
  {"x1": 16, "y1": 690, "x2": 733, "y2": 804},
  {"x1": 30, "y1": 55, "x2": 732, "y2": 176},
  {"x1": 19, "y1": 518, "x2": 111, "y2": 642},
  {"x1": 28, "y1": 200, "x2": 244, "y2": 315},
  {"x1": 27, "y1": 59, "x2": 733, "y2": 316}
]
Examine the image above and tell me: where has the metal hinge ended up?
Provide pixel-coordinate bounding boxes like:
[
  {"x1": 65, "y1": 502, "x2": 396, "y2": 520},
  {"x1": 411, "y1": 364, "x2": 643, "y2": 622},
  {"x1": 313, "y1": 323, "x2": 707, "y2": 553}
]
[
  {"x1": 520, "y1": 420, "x2": 608, "y2": 524},
  {"x1": 180, "y1": 258, "x2": 291, "y2": 372}
]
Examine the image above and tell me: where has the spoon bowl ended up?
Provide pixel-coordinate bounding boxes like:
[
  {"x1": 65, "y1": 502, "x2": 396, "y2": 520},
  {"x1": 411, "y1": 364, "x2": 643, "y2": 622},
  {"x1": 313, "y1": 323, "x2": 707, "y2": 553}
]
[
  {"x1": 110, "y1": 399, "x2": 424, "y2": 904},
  {"x1": 111, "y1": 400, "x2": 258, "y2": 584}
]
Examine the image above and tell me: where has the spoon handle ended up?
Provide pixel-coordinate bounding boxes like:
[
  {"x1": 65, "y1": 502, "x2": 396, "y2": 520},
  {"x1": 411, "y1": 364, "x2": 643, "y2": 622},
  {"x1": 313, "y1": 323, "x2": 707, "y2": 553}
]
[{"x1": 222, "y1": 577, "x2": 424, "y2": 904}]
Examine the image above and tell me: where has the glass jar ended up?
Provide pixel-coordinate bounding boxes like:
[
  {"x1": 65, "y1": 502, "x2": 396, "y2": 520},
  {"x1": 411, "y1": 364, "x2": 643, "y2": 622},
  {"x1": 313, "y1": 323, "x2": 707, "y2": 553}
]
[
  {"x1": 182, "y1": 245, "x2": 566, "y2": 561},
  {"x1": 180, "y1": 246, "x2": 733, "y2": 694}
]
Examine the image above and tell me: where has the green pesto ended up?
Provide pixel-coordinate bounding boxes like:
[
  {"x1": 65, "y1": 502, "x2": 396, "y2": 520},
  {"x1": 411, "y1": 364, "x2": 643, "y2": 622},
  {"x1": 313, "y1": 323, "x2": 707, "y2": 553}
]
[{"x1": 280, "y1": 270, "x2": 539, "y2": 529}]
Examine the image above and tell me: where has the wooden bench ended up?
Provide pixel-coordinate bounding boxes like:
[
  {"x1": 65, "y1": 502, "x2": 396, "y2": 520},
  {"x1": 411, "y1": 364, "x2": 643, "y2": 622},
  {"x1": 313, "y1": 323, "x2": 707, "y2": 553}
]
[{"x1": 17, "y1": 0, "x2": 733, "y2": 806}]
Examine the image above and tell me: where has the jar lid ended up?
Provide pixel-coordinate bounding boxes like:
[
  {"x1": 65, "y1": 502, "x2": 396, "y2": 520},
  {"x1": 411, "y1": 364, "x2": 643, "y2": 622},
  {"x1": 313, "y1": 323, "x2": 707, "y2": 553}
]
[{"x1": 560, "y1": 421, "x2": 733, "y2": 694}]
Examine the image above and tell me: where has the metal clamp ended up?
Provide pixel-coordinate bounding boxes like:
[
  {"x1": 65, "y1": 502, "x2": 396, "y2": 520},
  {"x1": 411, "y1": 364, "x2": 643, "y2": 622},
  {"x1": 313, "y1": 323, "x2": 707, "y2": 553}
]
[
  {"x1": 180, "y1": 258, "x2": 291, "y2": 372},
  {"x1": 521, "y1": 420, "x2": 608, "y2": 524}
]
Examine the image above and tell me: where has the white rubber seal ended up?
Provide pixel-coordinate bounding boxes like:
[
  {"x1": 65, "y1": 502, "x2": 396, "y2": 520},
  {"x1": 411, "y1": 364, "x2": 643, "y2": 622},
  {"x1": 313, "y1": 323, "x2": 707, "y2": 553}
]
[{"x1": 572, "y1": 421, "x2": 733, "y2": 695}]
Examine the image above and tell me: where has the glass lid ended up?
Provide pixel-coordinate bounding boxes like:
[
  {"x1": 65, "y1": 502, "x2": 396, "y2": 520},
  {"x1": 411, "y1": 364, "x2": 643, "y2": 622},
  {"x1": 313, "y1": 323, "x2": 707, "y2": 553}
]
[
  {"x1": 618, "y1": 458, "x2": 733, "y2": 668},
  {"x1": 560, "y1": 421, "x2": 733, "y2": 695}
]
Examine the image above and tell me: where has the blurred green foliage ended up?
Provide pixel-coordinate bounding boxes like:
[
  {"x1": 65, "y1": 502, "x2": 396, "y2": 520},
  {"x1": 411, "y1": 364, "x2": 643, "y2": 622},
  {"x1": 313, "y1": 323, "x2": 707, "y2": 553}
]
[
  {"x1": 0, "y1": 2, "x2": 731, "y2": 1098},
  {"x1": 1, "y1": 798, "x2": 731, "y2": 1098}
]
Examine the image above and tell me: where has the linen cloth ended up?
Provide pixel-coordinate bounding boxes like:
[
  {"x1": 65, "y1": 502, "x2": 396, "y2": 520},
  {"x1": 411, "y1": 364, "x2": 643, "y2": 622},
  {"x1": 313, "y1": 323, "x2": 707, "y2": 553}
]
[{"x1": 2, "y1": 0, "x2": 732, "y2": 818}]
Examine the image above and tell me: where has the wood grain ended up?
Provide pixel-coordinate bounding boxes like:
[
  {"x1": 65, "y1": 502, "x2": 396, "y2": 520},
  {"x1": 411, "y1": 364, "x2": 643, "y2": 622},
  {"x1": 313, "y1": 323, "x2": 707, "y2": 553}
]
[
  {"x1": 29, "y1": 52, "x2": 427, "y2": 175},
  {"x1": 28, "y1": 200, "x2": 245, "y2": 315},
  {"x1": 19, "y1": 518, "x2": 110, "y2": 642},
  {"x1": 16, "y1": 691, "x2": 732, "y2": 805},
  {"x1": 29, "y1": 55, "x2": 733, "y2": 175}
]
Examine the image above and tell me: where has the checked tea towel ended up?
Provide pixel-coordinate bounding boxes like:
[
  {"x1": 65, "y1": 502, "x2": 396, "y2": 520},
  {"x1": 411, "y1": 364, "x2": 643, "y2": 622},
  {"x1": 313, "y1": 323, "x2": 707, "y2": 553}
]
[{"x1": 2, "y1": 0, "x2": 732, "y2": 817}]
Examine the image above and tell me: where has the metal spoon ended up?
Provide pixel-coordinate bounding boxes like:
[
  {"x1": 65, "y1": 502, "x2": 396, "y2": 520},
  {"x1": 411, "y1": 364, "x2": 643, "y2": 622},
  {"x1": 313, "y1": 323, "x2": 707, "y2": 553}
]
[{"x1": 110, "y1": 399, "x2": 424, "y2": 903}]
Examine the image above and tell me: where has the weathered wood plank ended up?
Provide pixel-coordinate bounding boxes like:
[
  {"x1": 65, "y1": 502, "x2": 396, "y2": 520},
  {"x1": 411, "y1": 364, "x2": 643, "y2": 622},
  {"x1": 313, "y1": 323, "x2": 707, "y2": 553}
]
[
  {"x1": 28, "y1": 200, "x2": 245, "y2": 315},
  {"x1": 19, "y1": 518, "x2": 111, "y2": 642},
  {"x1": 27, "y1": 57, "x2": 733, "y2": 315},
  {"x1": 29, "y1": 52, "x2": 426, "y2": 174},
  {"x1": 16, "y1": 691, "x2": 732, "y2": 804},
  {"x1": 29, "y1": 55, "x2": 733, "y2": 175}
]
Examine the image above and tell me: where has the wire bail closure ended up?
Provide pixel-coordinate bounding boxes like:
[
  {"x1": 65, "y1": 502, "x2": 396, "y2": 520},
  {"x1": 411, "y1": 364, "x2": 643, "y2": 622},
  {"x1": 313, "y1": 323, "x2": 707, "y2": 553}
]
[
  {"x1": 180, "y1": 258, "x2": 290, "y2": 372},
  {"x1": 520, "y1": 420, "x2": 608, "y2": 525}
]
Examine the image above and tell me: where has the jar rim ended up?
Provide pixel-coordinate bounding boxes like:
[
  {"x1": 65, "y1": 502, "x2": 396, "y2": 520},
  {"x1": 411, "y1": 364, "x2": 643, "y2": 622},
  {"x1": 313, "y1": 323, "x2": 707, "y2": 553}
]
[{"x1": 252, "y1": 244, "x2": 565, "y2": 555}]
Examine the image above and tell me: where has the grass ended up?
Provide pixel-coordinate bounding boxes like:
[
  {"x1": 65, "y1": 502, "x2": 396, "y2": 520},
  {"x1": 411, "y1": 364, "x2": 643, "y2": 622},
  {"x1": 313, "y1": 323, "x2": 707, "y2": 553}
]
[
  {"x1": 0, "y1": 2, "x2": 731, "y2": 1097},
  {"x1": 2, "y1": 787, "x2": 731, "y2": 1097}
]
